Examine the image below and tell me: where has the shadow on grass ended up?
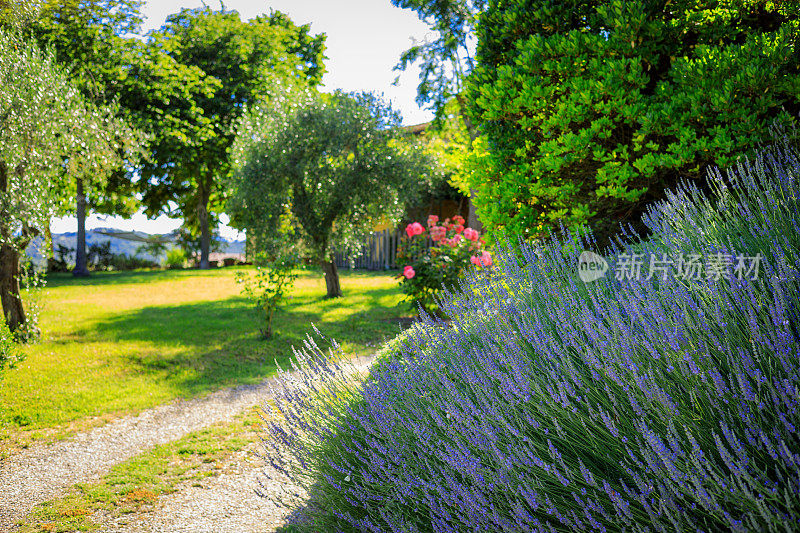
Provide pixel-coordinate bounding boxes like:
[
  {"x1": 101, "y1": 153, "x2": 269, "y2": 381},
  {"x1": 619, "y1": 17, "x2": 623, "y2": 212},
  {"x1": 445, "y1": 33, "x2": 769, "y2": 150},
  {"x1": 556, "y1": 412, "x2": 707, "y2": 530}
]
[{"x1": 79, "y1": 289, "x2": 408, "y2": 397}]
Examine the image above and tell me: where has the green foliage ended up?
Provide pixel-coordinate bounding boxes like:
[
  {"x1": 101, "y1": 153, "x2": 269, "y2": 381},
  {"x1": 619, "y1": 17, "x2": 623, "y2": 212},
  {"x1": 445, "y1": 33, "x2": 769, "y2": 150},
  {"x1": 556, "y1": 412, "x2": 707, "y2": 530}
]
[
  {"x1": 164, "y1": 247, "x2": 188, "y2": 269},
  {"x1": 410, "y1": 99, "x2": 474, "y2": 199},
  {"x1": 174, "y1": 225, "x2": 225, "y2": 261},
  {"x1": 6, "y1": 1, "x2": 148, "y2": 219},
  {"x1": 135, "y1": 239, "x2": 168, "y2": 265},
  {"x1": 228, "y1": 89, "x2": 433, "y2": 292},
  {"x1": 235, "y1": 251, "x2": 300, "y2": 339},
  {"x1": 85, "y1": 242, "x2": 161, "y2": 271},
  {"x1": 0, "y1": 27, "x2": 141, "y2": 331},
  {"x1": 0, "y1": 316, "x2": 22, "y2": 375},
  {"x1": 467, "y1": 0, "x2": 800, "y2": 242},
  {"x1": 0, "y1": 29, "x2": 129, "y2": 245},
  {"x1": 391, "y1": 0, "x2": 484, "y2": 120},
  {"x1": 87, "y1": 241, "x2": 113, "y2": 270},
  {"x1": 16, "y1": 257, "x2": 46, "y2": 342},
  {"x1": 48, "y1": 244, "x2": 75, "y2": 273},
  {"x1": 105, "y1": 253, "x2": 159, "y2": 271}
]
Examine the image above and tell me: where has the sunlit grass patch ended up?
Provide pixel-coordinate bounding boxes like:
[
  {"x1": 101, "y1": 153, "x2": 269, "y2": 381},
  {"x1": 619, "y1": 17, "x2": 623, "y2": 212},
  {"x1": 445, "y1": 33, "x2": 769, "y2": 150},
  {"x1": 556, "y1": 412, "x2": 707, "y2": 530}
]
[{"x1": 1, "y1": 268, "x2": 407, "y2": 451}]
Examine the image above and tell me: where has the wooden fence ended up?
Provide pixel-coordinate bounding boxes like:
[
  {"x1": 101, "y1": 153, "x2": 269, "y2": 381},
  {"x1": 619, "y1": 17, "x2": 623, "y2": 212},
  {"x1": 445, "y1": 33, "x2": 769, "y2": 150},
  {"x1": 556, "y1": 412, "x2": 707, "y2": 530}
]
[{"x1": 334, "y1": 228, "x2": 431, "y2": 271}]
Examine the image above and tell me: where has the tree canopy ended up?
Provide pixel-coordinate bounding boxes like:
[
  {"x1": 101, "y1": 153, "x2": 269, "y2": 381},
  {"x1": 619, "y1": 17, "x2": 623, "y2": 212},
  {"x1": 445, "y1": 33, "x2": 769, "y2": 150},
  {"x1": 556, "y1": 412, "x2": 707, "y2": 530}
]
[
  {"x1": 136, "y1": 6, "x2": 326, "y2": 269},
  {"x1": 391, "y1": 0, "x2": 486, "y2": 229},
  {"x1": 228, "y1": 89, "x2": 432, "y2": 297},
  {"x1": 466, "y1": 0, "x2": 800, "y2": 242},
  {"x1": 392, "y1": 0, "x2": 484, "y2": 119},
  {"x1": 0, "y1": 28, "x2": 135, "y2": 333}
]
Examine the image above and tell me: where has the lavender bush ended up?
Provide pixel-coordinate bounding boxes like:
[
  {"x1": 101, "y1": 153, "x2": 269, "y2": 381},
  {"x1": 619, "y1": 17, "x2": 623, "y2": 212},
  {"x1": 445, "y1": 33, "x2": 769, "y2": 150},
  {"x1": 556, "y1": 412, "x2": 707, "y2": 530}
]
[{"x1": 261, "y1": 143, "x2": 799, "y2": 532}]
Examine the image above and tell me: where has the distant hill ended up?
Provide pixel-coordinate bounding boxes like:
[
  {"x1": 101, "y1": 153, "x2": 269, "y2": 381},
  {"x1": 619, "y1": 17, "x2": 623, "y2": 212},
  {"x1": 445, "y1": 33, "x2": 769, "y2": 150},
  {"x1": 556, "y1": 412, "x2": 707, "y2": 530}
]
[{"x1": 27, "y1": 228, "x2": 245, "y2": 265}]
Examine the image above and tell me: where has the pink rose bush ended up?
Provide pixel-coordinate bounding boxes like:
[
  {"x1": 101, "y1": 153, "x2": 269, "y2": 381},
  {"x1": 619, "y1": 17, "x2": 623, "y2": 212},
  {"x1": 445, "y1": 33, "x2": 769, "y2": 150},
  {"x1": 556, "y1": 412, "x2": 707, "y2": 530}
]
[{"x1": 397, "y1": 215, "x2": 491, "y2": 315}]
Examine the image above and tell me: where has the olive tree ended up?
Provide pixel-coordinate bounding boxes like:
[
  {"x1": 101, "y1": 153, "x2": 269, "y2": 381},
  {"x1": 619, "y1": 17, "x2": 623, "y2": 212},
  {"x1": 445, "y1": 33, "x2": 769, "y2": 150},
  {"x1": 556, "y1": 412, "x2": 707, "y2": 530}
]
[
  {"x1": 16, "y1": 0, "x2": 147, "y2": 277},
  {"x1": 0, "y1": 29, "x2": 134, "y2": 335},
  {"x1": 228, "y1": 89, "x2": 432, "y2": 298}
]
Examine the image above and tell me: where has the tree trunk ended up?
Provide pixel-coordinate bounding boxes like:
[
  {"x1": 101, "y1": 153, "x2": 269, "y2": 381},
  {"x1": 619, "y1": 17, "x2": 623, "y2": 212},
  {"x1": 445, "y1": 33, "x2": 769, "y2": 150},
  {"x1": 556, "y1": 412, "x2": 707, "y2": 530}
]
[
  {"x1": 73, "y1": 178, "x2": 90, "y2": 277},
  {"x1": 467, "y1": 193, "x2": 483, "y2": 233},
  {"x1": 322, "y1": 254, "x2": 342, "y2": 298},
  {"x1": 45, "y1": 222, "x2": 53, "y2": 258},
  {"x1": 198, "y1": 191, "x2": 211, "y2": 270},
  {"x1": 0, "y1": 160, "x2": 25, "y2": 332},
  {"x1": 0, "y1": 243, "x2": 25, "y2": 334}
]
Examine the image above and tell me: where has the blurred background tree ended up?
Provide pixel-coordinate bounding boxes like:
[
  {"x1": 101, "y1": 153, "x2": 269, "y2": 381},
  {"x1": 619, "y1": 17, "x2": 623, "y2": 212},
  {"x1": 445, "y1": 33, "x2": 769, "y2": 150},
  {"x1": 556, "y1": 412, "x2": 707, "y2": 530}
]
[
  {"x1": 137, "y1": 6, "x2": 326, "y2": 269},
  {"x1": 5, "y1": 0, "x2": 146, "y2": 277},
  {"x1": 391, "y1": 0, "x2": 486, "y2": 229}
]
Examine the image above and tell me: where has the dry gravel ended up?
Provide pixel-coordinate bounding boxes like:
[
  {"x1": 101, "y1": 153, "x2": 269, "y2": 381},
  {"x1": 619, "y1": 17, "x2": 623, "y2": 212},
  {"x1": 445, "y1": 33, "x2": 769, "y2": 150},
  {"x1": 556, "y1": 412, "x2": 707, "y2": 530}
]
[
  {"x1": 0, "y1": 355, "x2": 374, "y2": 531},
  {"x1": 99, "y1": 440, "x2": 298, "y2": 533}
]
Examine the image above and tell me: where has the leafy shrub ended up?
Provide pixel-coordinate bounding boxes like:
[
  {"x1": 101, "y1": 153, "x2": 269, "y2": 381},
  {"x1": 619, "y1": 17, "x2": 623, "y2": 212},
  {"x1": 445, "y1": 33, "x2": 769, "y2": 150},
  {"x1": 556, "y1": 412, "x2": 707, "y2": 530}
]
[
  {"x1": 236, "y1": 250, "x2": 300, "y2": 338},
  {"x1": 165, "y1": 247, "x2": 188, "y2": 269},
  {"x1": 47, "y1": 243, "x2": 73, "y2": 273},
  {"x1": 466, "y1": 0, "x2": 800, "y2": 242},
  {"x1": 0, "y1": 317, "x2": 22, "y2": 375},
  {"x1": 259, "y1": 143, "x2": 800, "y2": 532},
  {"x1": 136, "y1": 240, "x2": 169, "y2": 265},
  {"x1": 87, "y1": 241, "x2": 114, "y2": 270},
  {"x1": 397, "y1": 215, "x2": 491, "y2": 314},
  {"x1": 107, "y1": 253, "x2": 159, "y2": 271}
]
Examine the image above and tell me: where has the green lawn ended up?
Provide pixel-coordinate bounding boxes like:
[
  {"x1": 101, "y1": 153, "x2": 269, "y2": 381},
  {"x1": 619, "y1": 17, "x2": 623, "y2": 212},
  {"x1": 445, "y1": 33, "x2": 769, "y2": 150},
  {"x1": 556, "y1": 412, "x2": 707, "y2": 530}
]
[{"x1": 0, "y1": 267, "x2": 407, "y2": 449}]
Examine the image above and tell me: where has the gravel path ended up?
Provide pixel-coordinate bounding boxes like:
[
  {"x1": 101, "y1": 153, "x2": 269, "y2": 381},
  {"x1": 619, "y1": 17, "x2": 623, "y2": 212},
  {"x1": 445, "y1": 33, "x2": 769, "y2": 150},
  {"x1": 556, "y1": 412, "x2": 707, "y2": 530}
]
[
  {"x1": 0, "y1": 355, "x2": 374, "y2": 531},
  {"x1": 99, "y1": 440, "x2": 296, "y2": 533}
]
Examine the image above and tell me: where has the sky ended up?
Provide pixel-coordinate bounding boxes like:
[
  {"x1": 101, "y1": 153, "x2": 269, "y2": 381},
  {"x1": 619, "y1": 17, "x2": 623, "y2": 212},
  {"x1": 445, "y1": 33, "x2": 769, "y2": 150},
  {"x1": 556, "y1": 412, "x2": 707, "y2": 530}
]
[{"x1": 51, "y1": 0, "x2": 435, "y2": 240}]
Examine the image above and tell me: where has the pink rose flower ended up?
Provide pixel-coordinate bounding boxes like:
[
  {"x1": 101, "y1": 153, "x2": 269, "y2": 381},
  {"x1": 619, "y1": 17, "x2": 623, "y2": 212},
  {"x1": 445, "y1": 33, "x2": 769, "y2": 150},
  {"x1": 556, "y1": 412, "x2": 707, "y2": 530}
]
[
  {"x1": 403, "y1": 265, "x2": 416, "y2": 279},
  {"x1": 471, "y1": 251, "x2": 492, "y2": 267},
  {"x1": 454, "y1": 224, "x2": 464, "y2": 234},
  {"x1": 427, "y1": 215, "x2": 439, "y2": 227},
  {"x1": 451, "y1": 234, "x2": 462, "y2": 245},
  {"x1": 405, "y1": 222, "x2": 425, "y2": 238},
  {"x1": 463, "y1": 228, "x2": 479, "y2": 242},
  {"x1": 453, "y1": 215, "x2": 465, "y2": 225},
  {"x1": 430, "y1": 226, "x2": 446, "y2": 242}
]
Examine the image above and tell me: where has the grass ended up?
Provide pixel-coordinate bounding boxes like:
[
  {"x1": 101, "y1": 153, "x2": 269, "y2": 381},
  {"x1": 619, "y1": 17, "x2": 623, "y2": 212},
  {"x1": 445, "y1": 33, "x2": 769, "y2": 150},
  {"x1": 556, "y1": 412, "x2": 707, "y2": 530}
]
[
  {"x1": 15, "y1": 406, "x2": 267, "y2": 532},
  {"x1": 0, "y1": 267, "x2": 407, "y2": 452}
]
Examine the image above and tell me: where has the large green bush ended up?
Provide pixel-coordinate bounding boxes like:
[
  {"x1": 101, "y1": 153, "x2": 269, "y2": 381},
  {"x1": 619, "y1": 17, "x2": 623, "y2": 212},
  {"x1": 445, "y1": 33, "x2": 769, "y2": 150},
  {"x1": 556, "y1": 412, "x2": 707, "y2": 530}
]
[{"x1": 466, "y1": 0, "x2": 800, "y2": 242}]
